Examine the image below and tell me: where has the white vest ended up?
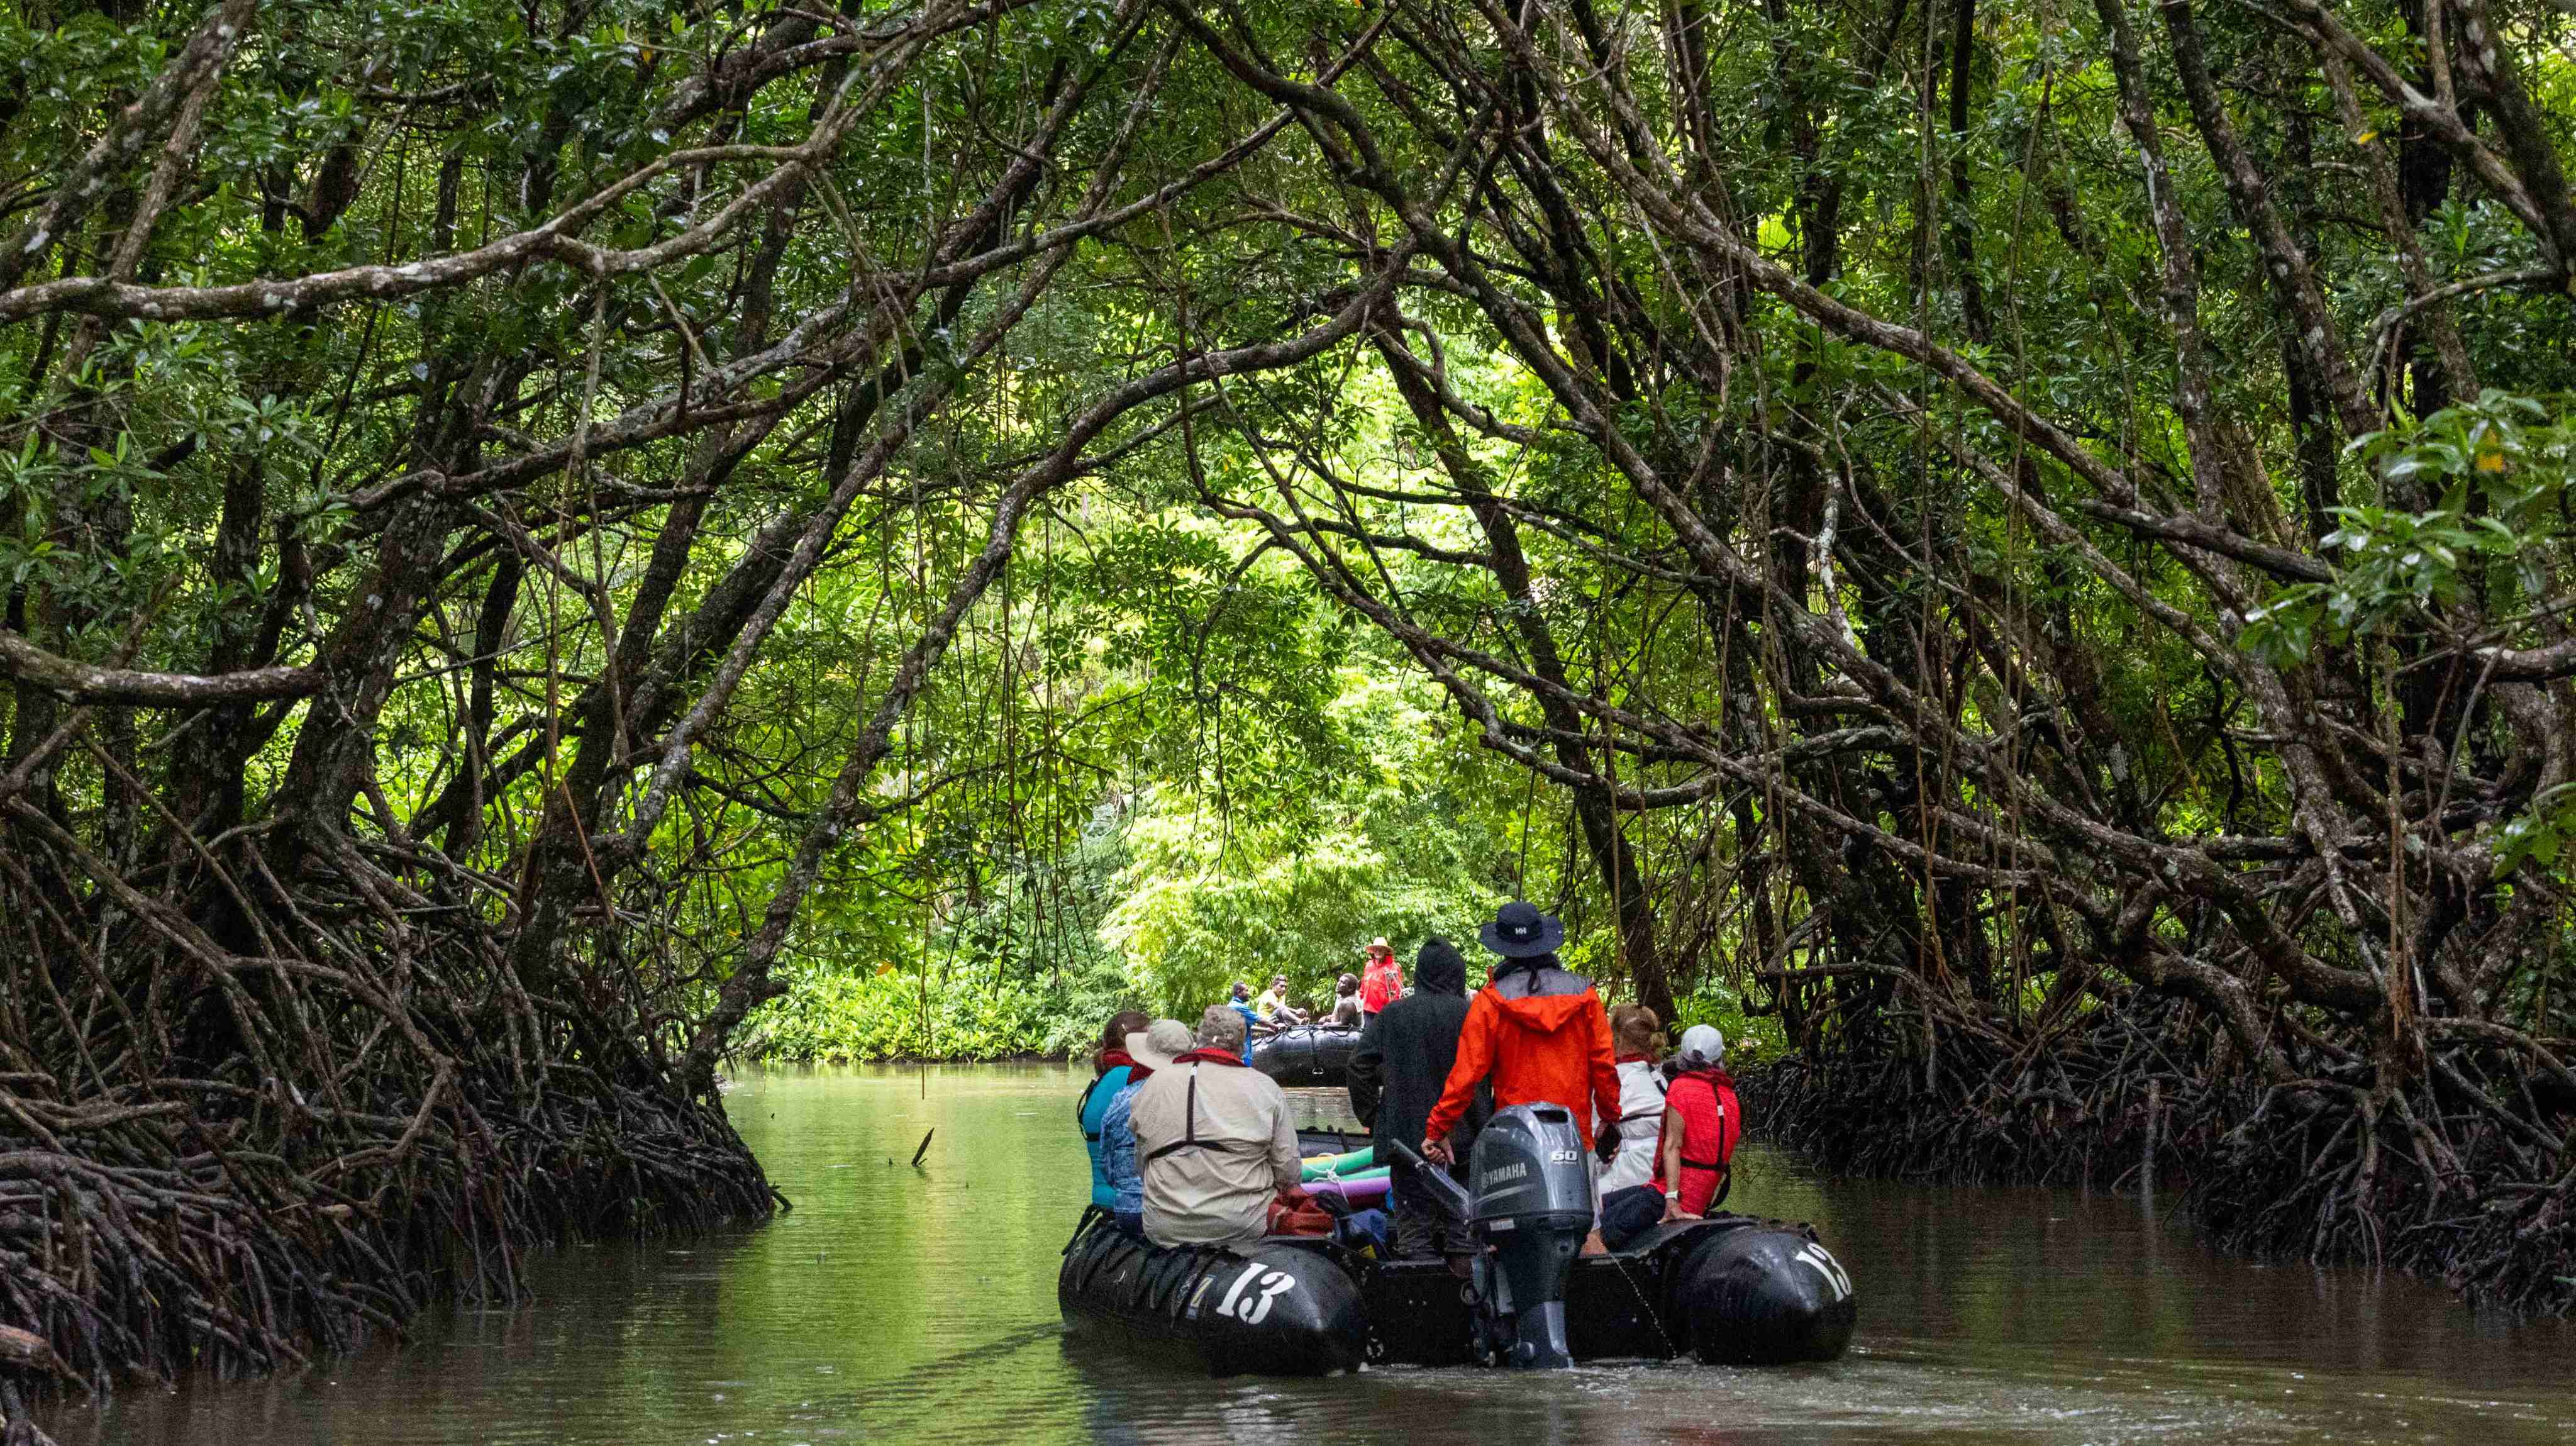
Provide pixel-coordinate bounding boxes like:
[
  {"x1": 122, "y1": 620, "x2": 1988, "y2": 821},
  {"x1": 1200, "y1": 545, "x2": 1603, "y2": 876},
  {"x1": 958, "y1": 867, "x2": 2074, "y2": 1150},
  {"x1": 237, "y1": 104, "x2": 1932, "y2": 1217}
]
[{"x1": 1596, "y1": 1058, "x2": 1667, "y2": 1198}]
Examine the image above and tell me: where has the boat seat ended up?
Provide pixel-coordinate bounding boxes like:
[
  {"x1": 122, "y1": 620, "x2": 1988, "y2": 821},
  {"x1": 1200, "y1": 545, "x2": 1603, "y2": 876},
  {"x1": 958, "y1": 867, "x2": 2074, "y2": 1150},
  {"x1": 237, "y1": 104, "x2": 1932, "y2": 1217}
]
[
  {"x1": 1254, "y1": 1235, "x2": 1363, "y2": 1274},
  {"x1": 1607, "y1": 1215, "x2": 1752, "y2": 1260},
  {"x1": 1258, "y1": 1233, "x2": 1340, "y2": 1252}
]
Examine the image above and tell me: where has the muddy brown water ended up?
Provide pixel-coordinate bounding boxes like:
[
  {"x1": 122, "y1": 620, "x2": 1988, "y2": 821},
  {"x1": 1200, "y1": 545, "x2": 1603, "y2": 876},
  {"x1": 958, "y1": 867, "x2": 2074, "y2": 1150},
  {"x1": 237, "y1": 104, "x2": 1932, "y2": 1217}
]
[{"x1": 45, "y1": 1064, "x2": 2576, "y2": 1444}]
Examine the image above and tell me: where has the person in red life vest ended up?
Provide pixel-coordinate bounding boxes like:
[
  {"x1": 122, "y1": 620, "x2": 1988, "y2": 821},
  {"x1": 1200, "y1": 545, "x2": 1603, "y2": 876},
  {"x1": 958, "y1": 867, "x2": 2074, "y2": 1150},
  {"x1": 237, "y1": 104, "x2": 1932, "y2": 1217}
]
[
  {"x1": 1657, "y1": 1024, "x2": 1741, "y2": 1219},
  {"x1": 1358, "y1": 937, "x2": 1404, "y2": 1023},
  {"x1": 1419, "y1": 902, "x2": 1621, "y2": 1171}
]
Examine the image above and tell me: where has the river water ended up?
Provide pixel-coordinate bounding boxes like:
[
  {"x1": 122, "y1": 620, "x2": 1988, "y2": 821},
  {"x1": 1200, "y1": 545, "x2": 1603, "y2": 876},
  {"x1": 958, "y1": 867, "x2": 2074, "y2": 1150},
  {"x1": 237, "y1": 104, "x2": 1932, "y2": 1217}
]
[{"x1": 46, "y1": 1064, "x2": 2576, "y2": 1444}]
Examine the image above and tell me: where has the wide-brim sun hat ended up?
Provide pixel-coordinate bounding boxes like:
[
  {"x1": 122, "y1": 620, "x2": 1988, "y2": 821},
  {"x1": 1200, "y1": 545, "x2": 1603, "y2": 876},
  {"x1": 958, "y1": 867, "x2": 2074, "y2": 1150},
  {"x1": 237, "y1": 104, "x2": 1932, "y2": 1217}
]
[
  {"x1": 1479, "y1": 900, "x2": 1564, "y2": 959},
  {"x1": 1126, "y1": 1018, "x2": 1194, "y2": 1071}
]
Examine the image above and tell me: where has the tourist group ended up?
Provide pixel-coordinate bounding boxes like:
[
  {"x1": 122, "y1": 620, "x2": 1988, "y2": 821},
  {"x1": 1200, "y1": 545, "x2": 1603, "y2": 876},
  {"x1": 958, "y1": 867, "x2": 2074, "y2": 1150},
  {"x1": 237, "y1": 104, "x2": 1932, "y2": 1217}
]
[{"x1": 1072, "y1": 902, "x2": 1742, "y2": 1259}]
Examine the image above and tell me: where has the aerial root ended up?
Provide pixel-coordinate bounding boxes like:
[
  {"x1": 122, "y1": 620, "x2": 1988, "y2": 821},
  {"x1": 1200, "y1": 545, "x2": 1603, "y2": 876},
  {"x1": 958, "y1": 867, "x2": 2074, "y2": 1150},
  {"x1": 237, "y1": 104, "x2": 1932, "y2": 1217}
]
[
  {"x1": 1746, "y1": 997, "x2": 2576, "y2": 1315},
  {"x1": 0, "y1": 828, "x2": 773, "y2": 1443}
]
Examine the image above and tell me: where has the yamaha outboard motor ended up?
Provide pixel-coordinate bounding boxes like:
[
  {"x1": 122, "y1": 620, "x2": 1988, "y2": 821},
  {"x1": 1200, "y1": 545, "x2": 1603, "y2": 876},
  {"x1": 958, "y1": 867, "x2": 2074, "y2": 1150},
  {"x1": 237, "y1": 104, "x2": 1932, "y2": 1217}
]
[{"x1": 1464, "y1": 1104, "x2": 1595, "y2": 1367}]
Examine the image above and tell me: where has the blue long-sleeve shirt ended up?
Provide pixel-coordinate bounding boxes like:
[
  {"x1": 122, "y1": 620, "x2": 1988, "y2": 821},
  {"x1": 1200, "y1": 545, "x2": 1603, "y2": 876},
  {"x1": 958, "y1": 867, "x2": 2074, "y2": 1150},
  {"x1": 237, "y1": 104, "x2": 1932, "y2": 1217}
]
[
  {"x1": 1101, "y1": 1080, "x2": 1146, "y2": 1216},
  {"x1": 1230, "y1": 1001, "x2": 1260, "y2": 1063},
  {"x1": 1078, "y1": 1062, "x2": 1135, "y2": 1210}
]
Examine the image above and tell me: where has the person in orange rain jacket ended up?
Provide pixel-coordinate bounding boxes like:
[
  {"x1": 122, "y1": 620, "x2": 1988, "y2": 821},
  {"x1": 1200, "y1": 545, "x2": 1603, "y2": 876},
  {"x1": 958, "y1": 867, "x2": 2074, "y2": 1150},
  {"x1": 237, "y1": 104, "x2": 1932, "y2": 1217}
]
[{"x1": 1420, "y1": 901, "x2": 1621, "y2": 1166}]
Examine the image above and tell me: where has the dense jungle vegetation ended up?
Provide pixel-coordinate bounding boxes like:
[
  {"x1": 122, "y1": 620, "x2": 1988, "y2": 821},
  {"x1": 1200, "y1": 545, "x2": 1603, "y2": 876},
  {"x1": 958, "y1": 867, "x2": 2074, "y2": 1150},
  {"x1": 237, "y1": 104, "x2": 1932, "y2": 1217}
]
[{"x1": 1, "y1": 0, "x2": 2573, "y2": 1430}]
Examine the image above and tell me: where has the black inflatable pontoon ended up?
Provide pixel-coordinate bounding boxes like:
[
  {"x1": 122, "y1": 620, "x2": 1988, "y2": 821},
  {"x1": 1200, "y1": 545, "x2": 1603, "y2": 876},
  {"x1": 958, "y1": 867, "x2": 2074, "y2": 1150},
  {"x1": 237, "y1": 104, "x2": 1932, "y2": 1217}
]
[
  {"x1": 1058, "y1": 1211, "x2": 1852, "y2": 1372},
  {"x1": 1059, "y1": 1104, "x2": 1855, "y2": 1374},
  {"x1": 1058, "y1": 1221, "x2": 1370, "y2": 1374},
  {"x1": 1248, "y1": 1025, "x2": 1362, "y2": 1086}
]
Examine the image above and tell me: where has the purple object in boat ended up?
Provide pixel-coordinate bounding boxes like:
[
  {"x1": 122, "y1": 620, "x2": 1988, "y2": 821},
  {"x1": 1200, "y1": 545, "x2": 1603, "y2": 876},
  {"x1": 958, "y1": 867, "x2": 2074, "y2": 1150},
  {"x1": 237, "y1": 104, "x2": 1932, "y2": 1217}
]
[{"x1": 1304, "y1": 1173, "x2": 1392, "y2": 1204}]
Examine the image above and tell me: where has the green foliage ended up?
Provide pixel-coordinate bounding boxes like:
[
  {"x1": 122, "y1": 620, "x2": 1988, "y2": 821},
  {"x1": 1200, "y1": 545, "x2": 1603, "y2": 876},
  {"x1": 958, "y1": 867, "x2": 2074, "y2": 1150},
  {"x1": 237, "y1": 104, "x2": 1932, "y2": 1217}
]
[
  {"x1": 1098, "y1": 670, "x2": 1509, "y2": 1015},
  {"x1": 741, "y1": 952, "x2": 1135, "y2": 1062},
  {"x1": 2245, "y1": 392, "x2": 2574, "y2": 664},
  {"x1": 1663, "y1": 974, "x2": 1788, "y2": 1072},
  {"x1": 2228, "y1": 392, "x2": 2576, "y2": 882},
  {"x1": 748, "y1": 639, "x2": 1526, "y2": 1057},
  {"x1": 4, "y1": 0, "x2": 2563, "y2": 1085},
  {"x1": 2494, "y1": 783, "x2": 2576, "y2": 877}
]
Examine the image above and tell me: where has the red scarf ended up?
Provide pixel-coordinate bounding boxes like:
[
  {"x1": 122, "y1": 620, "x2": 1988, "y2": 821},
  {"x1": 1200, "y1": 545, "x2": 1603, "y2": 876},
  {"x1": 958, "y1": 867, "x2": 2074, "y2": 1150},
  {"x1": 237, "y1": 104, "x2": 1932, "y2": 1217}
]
[
  {"x1": 1096, "y1": 1048, "x2": 1137, "y2": 1076},
  {"x1": 1176, "y1": 1047, "x2": 1248, "y2": 1067}
]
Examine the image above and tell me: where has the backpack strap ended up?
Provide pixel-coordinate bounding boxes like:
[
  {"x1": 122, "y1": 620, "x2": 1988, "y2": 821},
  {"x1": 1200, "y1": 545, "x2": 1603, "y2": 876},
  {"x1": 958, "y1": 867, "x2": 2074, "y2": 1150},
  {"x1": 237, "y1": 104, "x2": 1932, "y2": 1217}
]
[
  {"x1": 1614, "y1": 1067, "x2": 1668, "y2": 1125},
  {"x1": 1076, "y1": 1066, "x2": 1124, "y2": 1142},
  {"x1": 1076, "y1": 1074, "x2": 1104, "y2": 1141},
  {"x1": 1143, "y1": 1065, "x2": 1260, "y2": 1161}
]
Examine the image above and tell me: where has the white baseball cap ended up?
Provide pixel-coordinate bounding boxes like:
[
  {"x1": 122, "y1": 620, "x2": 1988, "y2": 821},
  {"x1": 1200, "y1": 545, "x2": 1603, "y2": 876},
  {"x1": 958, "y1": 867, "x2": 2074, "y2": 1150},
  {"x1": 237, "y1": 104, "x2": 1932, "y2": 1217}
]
[{"x1": 1679, "y1": 1025, "x2": 1725, "y2": 1065}]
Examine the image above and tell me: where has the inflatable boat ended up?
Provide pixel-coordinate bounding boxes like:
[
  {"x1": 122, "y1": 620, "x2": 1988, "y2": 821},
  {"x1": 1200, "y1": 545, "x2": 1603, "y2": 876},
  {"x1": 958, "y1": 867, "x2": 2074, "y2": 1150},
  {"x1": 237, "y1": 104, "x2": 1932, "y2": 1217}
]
[
  {"x1": 1059, "y1": 1105, "x2": 1855, "y2": 1374},
  {"x1": 1249, "y1": 1025, "x2": 1362, "y2": 1086}
]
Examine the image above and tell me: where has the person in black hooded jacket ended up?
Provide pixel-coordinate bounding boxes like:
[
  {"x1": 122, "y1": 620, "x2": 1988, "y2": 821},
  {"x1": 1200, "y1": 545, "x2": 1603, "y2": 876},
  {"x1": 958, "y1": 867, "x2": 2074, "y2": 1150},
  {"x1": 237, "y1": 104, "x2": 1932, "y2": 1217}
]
[{"x1": 1347, "y1": 937, "x2": 1488, "y2": 1259}]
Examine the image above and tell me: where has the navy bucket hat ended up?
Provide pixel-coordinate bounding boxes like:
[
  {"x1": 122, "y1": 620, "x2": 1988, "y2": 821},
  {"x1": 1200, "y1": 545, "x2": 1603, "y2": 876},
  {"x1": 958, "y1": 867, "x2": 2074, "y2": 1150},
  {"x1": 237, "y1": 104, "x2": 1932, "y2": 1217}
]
[{"x1": 1479, "y1": 900, "x2": 1564, "y2": 959}]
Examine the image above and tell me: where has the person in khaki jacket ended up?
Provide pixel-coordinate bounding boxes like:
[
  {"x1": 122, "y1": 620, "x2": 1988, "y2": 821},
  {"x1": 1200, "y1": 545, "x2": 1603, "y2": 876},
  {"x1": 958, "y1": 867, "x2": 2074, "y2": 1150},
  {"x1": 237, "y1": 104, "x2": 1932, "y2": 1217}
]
[{"x1": 1131, "y1": 1005, "x2": 1300, "y2": 1247}]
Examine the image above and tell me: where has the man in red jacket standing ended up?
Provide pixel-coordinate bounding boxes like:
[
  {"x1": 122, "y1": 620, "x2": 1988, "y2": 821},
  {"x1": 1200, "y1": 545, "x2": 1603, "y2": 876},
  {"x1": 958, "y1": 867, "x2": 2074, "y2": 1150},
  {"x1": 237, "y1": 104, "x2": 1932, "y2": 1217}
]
[{"x1": 1420, "y1": 902, "x2": 1621, "y2": 1169}]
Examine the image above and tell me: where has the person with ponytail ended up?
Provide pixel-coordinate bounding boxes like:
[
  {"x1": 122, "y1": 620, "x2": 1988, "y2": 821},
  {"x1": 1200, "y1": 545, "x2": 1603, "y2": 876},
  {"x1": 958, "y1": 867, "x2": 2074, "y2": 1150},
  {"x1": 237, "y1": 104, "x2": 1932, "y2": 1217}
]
[
  {"x1": 1593, "y1": 1005, "x2": 1672, "y2": 1249},
  {"x1": 1077, "y1": 1010, "x2": 1151, "y2": 1211}
]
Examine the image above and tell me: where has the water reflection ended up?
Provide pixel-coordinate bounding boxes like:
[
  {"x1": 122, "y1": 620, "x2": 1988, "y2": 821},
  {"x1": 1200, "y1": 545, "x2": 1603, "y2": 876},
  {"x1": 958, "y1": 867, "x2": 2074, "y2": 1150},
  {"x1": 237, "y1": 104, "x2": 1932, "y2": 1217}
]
[{"x1": 48, "y1": 1063, "x2": 2576, "y2": 1445}]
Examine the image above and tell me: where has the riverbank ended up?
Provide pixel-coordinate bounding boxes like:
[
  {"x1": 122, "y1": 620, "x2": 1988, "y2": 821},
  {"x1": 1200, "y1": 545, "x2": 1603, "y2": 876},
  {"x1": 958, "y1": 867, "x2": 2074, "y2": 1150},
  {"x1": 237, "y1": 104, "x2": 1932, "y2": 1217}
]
[
  {"x1": 728, "y1": 960, "x2": 1126, "y2": 1065},
  {"x1": 1, "y1": 1064, "x2": 773, "y2": 1446},
  {"x1": 1744, "y1": 1028, "x2": 2576, "y2": 1319}
]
